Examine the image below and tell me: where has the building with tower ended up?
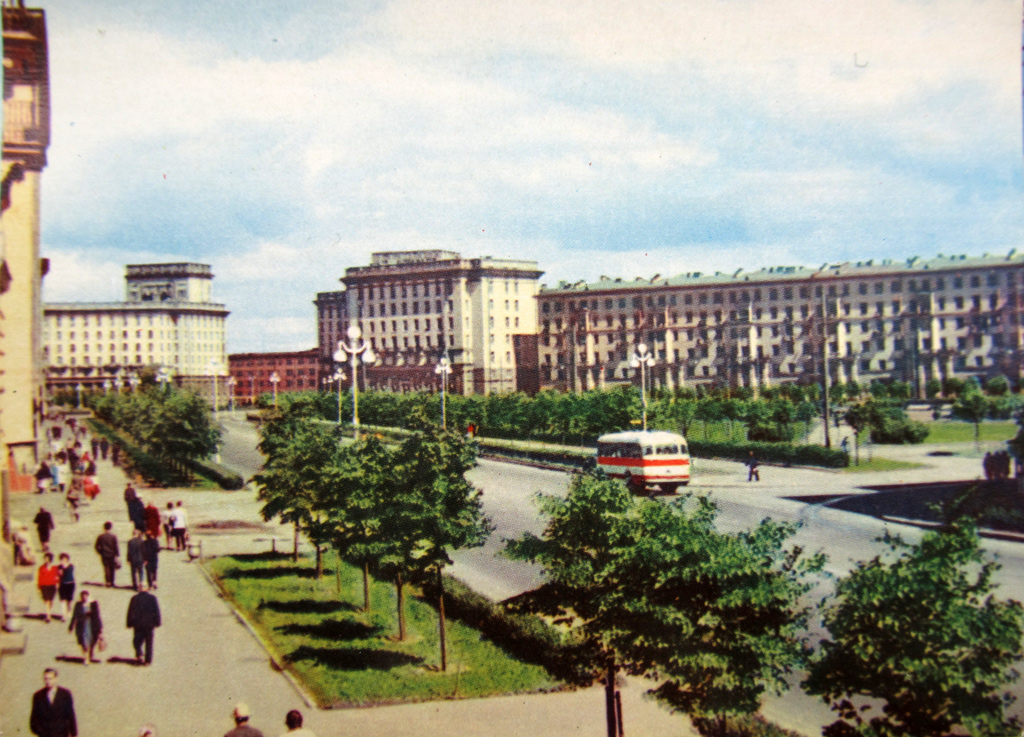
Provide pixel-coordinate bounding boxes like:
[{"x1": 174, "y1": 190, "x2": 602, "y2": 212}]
[
  {"x1": 330, "y1": 250, "x2": 543, "y2": 394},
  {"x1": 42, "y1": 263, "x2": 229, "y2": 393}
]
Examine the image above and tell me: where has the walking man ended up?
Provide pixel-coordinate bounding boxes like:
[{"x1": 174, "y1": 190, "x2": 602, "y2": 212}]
[
  {"x1": 225, "y1": 703, "x2": 264, "y2": 737},
  {"x1": 171, "y1": 501, "x2": 188, "y2": 552},
  {"x1": 127, "y1": 529, "x2": 145, "y2": 590},
  {"x1": 142, "y1": 532, "x2": 160, "y2": 589},
  {"x1": 94, "y1": 522, "x2": 120, "y2": 588},
  {"x1": 30, "y1": 668, "x2": 77, "y2": 737},
  {"x1": 33, "y1": 506, "x2": 55, "y2": 553},
  {"x1": 126, "y1": 583, "x2": 161, "y2": 665},
  {"x1": 746, "y1": 451, "x2": 760, "y2": 482}
]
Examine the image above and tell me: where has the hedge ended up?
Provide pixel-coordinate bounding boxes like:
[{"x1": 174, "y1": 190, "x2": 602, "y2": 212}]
[{"x1": 185, "y1": 457, "x2": 245, "y2": 490}]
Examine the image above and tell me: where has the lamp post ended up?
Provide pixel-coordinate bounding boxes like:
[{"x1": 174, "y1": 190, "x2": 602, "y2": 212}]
[
  {"x1": 435, "y1": 355, "x2": 453, "y2": 429},
  {"x1": 113, "y1": 375, "x2": 124, "y2": 393},
  {"x1": 334, "y1": 326, "x2": 376, "y2": 439},
  {"x1": 102, "y1": 380, "x2": 111, "y2": 394},
  {"x1": 630, "y1": 343, "x2": 655, "y2": 431},
  {"x1": 248, "y1": 374, "x2": 255, "y2": 406},
  {"x1": 206, "y1": 361, "x2": 220, "y2": 419},
  {"x1": 329, "y1": 369, "x2": 346, "y2": 426},
  {"x1": 155, "y1": 367, "x2": 171, "y2": 393},
  {"x1": 226, "y1": 376, "x2": 237, "y2": 412},
  {"x1": 128, "y1": 373, "x2": 140, "y2": 392},
  {"x1": 74, "y1": 383, "x2": 83, "y2": 409},
  {"x1": 269, "y1": 371, "x2": 280, "y2": 408}
]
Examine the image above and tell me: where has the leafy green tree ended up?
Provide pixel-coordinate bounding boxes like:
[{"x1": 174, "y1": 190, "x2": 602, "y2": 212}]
[
  {"x1": 951, "y1": 391, "x2": 992, "y2": 444},
  {"x1": 843, "y1": 401, "x2": 884, "y2": 465},
  {"x1": 254, "y1": 417, "x2": 341, "y2": 577},
  {"x1": 942, "y1": 376, "x2": 967, "y2": 398},
  {"x1": 805, "y1": 522, "x2": 1023, "y2": 737},
  {"x1": 924, "y1": 378, "x2": 942, "y2": 399},
  {"x1": 604, "y1": 498, "x2": 824, "y2": 737},
  {"x1": 504, "y1": 472, "x2": 637, "y2": 736}
]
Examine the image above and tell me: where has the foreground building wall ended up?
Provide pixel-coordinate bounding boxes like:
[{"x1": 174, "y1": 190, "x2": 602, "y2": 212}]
[{"x1": 538, "y1": 253, "x2": 1024, "y2": 396}]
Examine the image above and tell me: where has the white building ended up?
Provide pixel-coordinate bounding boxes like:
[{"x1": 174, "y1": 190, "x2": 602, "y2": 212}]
[{"x1": 43, "y1": 263, "x2": 229, "y2": 391}]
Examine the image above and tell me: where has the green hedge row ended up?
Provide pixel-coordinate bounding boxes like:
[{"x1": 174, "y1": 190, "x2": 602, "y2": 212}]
[
  {"x1": 186, "y1": 457, "x2": 245, "y2": 490},
  {"x1": 87, "y1": 418, "x2": 177, "y2": 487}
]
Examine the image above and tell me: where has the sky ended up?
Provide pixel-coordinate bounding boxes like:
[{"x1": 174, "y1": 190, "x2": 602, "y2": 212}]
[{"x1": 36, "y1": 0, "x2": 1024, "y2": 353}]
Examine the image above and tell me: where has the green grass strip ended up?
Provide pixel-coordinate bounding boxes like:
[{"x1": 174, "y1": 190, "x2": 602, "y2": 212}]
[{"x1": 203, "y1": 550, "x2": 560, "y2": 707}]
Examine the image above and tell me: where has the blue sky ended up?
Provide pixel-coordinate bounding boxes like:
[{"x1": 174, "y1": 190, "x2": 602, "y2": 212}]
[{"x1": 37, "y1": 0, "x2": 1024, "y2": 353}]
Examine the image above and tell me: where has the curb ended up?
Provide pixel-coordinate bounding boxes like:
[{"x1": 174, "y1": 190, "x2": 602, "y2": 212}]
[{"x1": 193, "y1": 556, "x2": 320, "y2": 710}]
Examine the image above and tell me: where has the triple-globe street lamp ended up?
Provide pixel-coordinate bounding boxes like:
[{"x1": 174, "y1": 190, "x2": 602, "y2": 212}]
[
  {"x1": 269, "y1": 372, "x2": 281, "y2": 408},
  {"x1": 435, "y1": 356, "x2": 453, "y2": 429},
  {"x1": 226, "y1": 376, "x2": 237, "y2": 412},
  {"x1": 155, "y1": 367, "x2": 172, "y2": 393},
  {"x1": 630, "y1": 343, "x2": 655, "y2": 431},
  {"x1": 334, "y1": 326, "x2": 376, "y2": 439},
  {"x1": 327, "y1": 368, "x2": 346, "y2": 426}
]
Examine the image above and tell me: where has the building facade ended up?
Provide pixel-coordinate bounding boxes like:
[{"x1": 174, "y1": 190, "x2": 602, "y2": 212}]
[
  {"x1": 313, "y1": 289, "x2": 348, "y2": 379},
  {"x1": 43, "y1": 263, "x2": 229, "y2": 391},
  {"x1": 228, "y1": 348, "x2": 319, "y2": 404},
  {"x1": 1, "y1": 1, "x2": 50, "y2": 480},
  {"x1": 537, "y1": 252, "x2": 1024, "y2": 396},
  {"x1": 333, "y1": 250, "x2": 543, "y2": 394}
]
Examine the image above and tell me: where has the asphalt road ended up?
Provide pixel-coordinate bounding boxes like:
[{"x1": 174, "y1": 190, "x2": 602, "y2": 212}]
[{"x1": 213, "y1": 417, "x2": 1024, "y2": 733}]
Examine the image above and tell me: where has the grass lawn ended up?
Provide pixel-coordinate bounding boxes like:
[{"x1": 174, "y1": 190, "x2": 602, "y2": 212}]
[
  {"x1": 841, "y1": 457, "x2": 927, "y2": 473},
  {"x1": 922, "y1": 421, "x2": 1017, "y2": 444},
  {"x1": 204, "y1": 551, "x2": 560, "y2": 707}
]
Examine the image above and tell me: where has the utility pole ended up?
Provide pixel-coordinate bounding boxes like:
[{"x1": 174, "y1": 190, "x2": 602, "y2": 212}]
[{"x1": 820, "y1": 286, "x2": 832, "y2": 448}]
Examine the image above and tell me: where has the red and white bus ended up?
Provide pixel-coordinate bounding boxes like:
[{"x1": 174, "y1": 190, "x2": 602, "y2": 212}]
[{"x1": 596, "y1": 430, "x2": 691, "y2": 494}]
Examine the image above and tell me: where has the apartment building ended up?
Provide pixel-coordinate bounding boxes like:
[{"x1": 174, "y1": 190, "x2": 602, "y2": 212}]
[
  {"x1": 228, "y1": 348, "x2": 319, "y2": 405},
  {"x1": 537, "y1": 252, "x2": 1024, "y2": 396},
  {"x1": 43, "y1": 263, "x2": 229, "y2": 390},
  {"x1": 313, "y1": 289, "x2": 348, "y2": 378},
  {"x1": 335, "y1": 250, "x2": 543, "y2": 394}
]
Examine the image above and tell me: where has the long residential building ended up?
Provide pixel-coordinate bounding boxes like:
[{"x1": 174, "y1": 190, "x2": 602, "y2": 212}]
[
  {"x1": 537, "y1": 252, "x2": 1024, "y2": 396},
  {"x1": 43, "y1": 263, "x2": 229, "y2": 390},
  {"x1": 228, "y1": 348, "x2": 319, "y2": 405},
  {"x1": 328, "y1": 250, "x2": 543, "y2": 394}
]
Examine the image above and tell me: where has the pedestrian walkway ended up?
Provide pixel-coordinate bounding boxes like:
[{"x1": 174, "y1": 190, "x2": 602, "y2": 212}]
[{"x1": 0, "y1": 427, "x2": 692, "y2": 737}]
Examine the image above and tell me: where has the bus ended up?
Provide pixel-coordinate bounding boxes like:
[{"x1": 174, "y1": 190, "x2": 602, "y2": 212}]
[{"x1": 595, "y1": 430, "x2": 691, "y2": 494}]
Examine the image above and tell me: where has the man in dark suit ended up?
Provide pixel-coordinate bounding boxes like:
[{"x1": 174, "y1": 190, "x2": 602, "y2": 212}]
[
  {"x1": 126, "y1": 583, "x2": 161, "y2": 665},
  {"x1": 30, "y1": 668, "x2": 77, "y2": 737},
  {"x1": 94, "y1": 521, "x2": 119, "y2": 587}
]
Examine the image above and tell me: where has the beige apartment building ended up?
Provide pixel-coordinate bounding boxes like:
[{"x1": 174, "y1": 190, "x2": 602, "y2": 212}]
[
  {"x1": 43, "y1": 263, "x2": 229, "y2": 391},
  {"x1": 335, "y1": 251, "x2": 543, "y2": 394},
  {"x1": 538, "y1": 252, "x2": 1024, "y2": 396}
]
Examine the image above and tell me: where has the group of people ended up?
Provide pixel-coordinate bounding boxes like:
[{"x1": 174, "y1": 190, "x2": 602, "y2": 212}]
[
  {"x1": 30, "y1": 679, "x2": 318, "y2": 737},
  {"x1": 983, "y1": 450, "x2": 1016, "y2": 481}
]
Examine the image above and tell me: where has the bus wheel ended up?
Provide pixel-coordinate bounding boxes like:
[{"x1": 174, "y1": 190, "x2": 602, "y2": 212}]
[
  {"x1": 624, "y1": 472, "x2": 642, "y2": 495},
  {"x1": 660, "y1": 483, "x2": 678, "y2": 495}
]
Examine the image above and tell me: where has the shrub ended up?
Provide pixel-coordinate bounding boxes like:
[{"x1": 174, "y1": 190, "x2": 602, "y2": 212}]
[
  {"x1": 870, "y1": 416, "x2": 928, "y2": 444},
  {"x1": 186, "y1": 457, "x2": 245, "y2": 490}
]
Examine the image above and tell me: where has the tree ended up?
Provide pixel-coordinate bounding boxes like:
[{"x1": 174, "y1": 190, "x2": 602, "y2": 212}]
[
  {"x1": 602, "y1": 498, "x2": 823, "y2": 737},
  {"x1": 843, "y1": 401, "x2": 884, "y2": 465},
  {"x1": 805, "y1": 522, "x2": 1023, "y2": 737},
  {"x1": 254, "y1": 414, "x2": 341, "y2": 575},
  {"x1": 924, "y1": 378, "x2": 942, "y2": 399},
  {"x1": 504, "y1": 472, "x2": 637, "y2": 737},
  {"x1": 951, "y1": 391, "x2": 992, "y2": 445}
]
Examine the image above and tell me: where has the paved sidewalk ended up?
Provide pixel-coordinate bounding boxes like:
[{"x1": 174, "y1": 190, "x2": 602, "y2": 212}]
[{"x1": 0, "y1": 437, "x2": 692, "y2": 737}]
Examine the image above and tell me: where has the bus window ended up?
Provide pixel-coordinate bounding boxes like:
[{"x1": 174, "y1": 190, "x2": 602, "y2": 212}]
[{"x1": 655, "y1": 444, "x2": 679, "y2": 455}]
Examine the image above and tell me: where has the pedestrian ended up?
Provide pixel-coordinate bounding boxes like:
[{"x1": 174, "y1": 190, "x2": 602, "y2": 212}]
[
  {"x1": 126, "y1": 487, "x2": 146, "y2": 533},
  {"x1": 68, "y1": 590, "x2": 102, "y2": 665},
  {"x1": 37, "y1": 552, "x2": 60, "y2": 623},
  {"x1": 746, "y1": 451, "x2": 760, "y2": 482},
  {"x1": 142, "y1": 532, "x2": 160, "y2": 589},
  {"x1": 29, "y1": 668, "x2": 77, "y2": 737},
  {"x1": 984, "y1": 452, "x2": 993, "y2": 480},
  {"x1": 171, "y1": 501, "x2": 188, "y2": 552},
  {"x1": 94, "y1": 522, "x2": 120, "y2": 588},
  {"x1": 127, "y1": 529, "x2": 146, "y2": 590},
  {"x1": 49, "y1": 456, "x2": 62, "y2": 493},
  {"x1": 99, "y1": 436, "x2": 109, "y2": 461},
  {"x1": 225, "y1": 703, "x2": 264, "y2": 737},
  {"x1": 162, "y1": 503, "x2": 174, "y2": 549},
  {"x1": 33, "y1": 506, "x2": 55, "y2": 553},
  {"x1": 57, "y1": 553, "x2": 76, "y2": 621},
  {"x1": 35, "y1": 461, "x2": 53, "y2": 494},
  {"x1": 143, "y1": 500, "x2": 161, "y2": 539},
  {"x1": 111, "y1": 443, "x2": 121, "y2": 467},
  {"x1": 126, "y1": 582, "x2": 161, "y2": 665},
  {"x1": 65, "y1": 481, "x2": 81, "y2": 524},
  {"x1": 14, "y1": 525, "x2": 36, "y2": 566},
  {"x1": 55, "y1": 460, "x2": 69, "y2": 496},
  {"x1": 90, "y1": 438, "x2": 99, "y2": 460},
  {"x1": 278, "y1": 709, "x2": 316, "y2": 737}
]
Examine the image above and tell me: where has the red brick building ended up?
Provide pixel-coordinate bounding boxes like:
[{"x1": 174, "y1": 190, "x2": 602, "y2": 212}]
[{"x1": 228, "y1": 348, "x2": 320, "y2": 405}]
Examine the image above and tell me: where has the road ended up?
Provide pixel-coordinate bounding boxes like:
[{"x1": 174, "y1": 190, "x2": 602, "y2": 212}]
[{"x1": 214, "y1": 417, "x2": 1024, "y2": 733}]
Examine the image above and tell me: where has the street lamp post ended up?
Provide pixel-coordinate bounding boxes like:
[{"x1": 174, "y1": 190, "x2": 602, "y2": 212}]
[
  {"x1": 435, "y1": 355, "x2": 452, "y2": 429},
  {"x1": 334, "y1": 326, "x2": 376, "y2": 439},
  {"x1": 74, "y1": 383, "x2": 83, "y2": 409},
  {"x1": 226, "y1": 376, "x2": 237, "y2": 412},
  {"x1": 330, "y1": 369, "x2": 346, "y2": 426},
  {"x1": 630, "y1": 343, "x2": 655, "y2": 431},
  {"x1": 128, "y1": 373, "x2": 140, "y2": 392},
  {"x1": 269, "y1": 371, "x2": 280, "y2": 408},
  {"x1": 155, "y1": 368, "x2": 171, "y2": 393},
  {"x1": 206, "y1": 361, "x2": 220, "y2": 419}
]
